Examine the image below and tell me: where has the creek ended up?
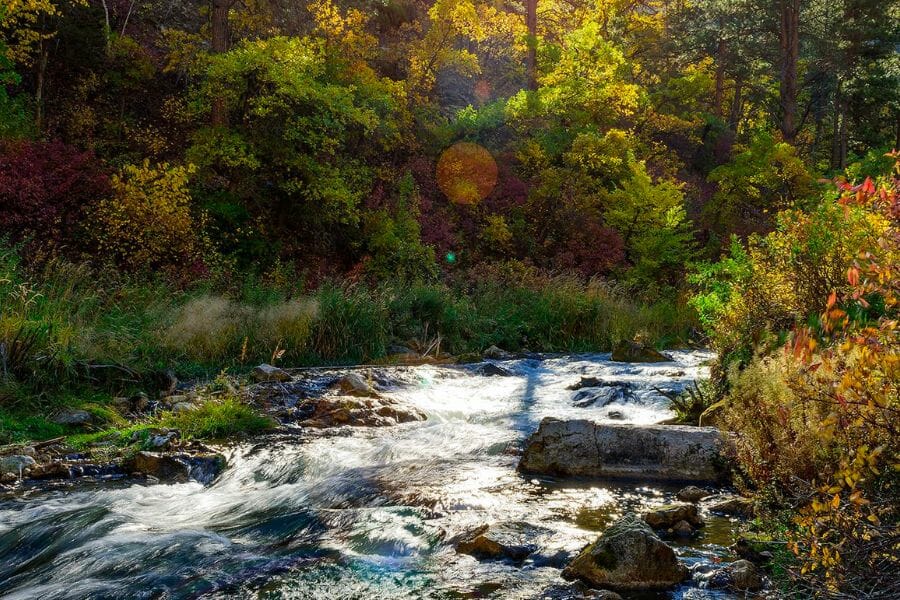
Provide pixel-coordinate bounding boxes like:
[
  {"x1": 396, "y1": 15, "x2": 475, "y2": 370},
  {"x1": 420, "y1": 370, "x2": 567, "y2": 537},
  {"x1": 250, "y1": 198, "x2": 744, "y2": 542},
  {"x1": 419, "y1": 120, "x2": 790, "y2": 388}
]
[{"x1": 0, "y1": 351, "x2": 749, "y2": 599}]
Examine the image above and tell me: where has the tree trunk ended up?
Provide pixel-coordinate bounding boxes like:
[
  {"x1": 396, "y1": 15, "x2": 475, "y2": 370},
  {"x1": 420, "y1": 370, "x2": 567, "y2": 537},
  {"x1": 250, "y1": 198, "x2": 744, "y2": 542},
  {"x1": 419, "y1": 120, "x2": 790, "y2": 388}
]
[
  {"x1": 713, "y1": 40, "x2": 727, "y2": 117},
  {"x1": 778, "y1": 0, "x2": 800, "y2": 143},
  {"x1": 525, "y1": 0, "x2": 537, "y2": 90},
  {"x1": 34, "y1": 47, "x2": 49, "y2": 133},
  {"x1": 728, "y1": 77, "x2": 744, "y2": 133},
  {"x1": 210, "y1": 0, "x2": 232, "y2": 126},
  {"x1": 830, "y1": 82, "x2": 842, "y2": 170}
]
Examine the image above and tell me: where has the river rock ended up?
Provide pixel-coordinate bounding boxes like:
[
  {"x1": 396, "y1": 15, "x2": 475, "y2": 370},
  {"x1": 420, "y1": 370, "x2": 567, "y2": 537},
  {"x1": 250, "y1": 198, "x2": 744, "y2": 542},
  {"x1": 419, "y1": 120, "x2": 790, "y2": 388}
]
[
  {"x1": 130, "y1": 451, "x2": 190, "y2": 481},
  {"x1": 51, "y1": 409, "x2": 93, "y2": 425},
  {"x1": 129, "y1": 451, "x2": 225, "y2": 483},
  {"x1": 572, "y1": 386, "x2": 633, "y2": 408},
  {"x1": 706, "y1": 494, "x2": 754, "y2": 518},
  {"x1": 147, "y1": 429, "x2": 179, "y2": 449},
  {"x1": 335, "y1": 373, "x2": 380, "y2": 397},
  {"x1": 27, "y1": 461, "x2": 72, "y2": 479},
  {"x1": 671, "y1": 520, "x2": 694, "y2": 537},
  {"x1": 474, "y1": 363, "x2": 513, "y2": 377},
  {"x1": 563, "y1": 513, "x2": 688, "y2": 591},
  {"x1": 187, "y1": 452, "x2": 227, "y2": 484},
  {"x1": 519, "y1": 418, "x2": 731, "y2": 482},
  {"x1": 298, "y1": 396, "x2": 426, "y2": 428},
  {"x1": 0, "y1": 455, "x2": 36, "y2": 476},
  {"x1": 610, "y1": 341, "x2": 671, "y2": 363},
  {"x1": 252, "y1": 363, "x2": 292, "y2": 383},
  {"x1": 171, "y1": 402, "x2": 196, "y2": 413},
  {"x1": 538, "y1": 583, "x2": 623, "y2": 599},
  {"x1": 642, "y1": 503, "x2": 704, "y2": 529},
  {"x1": 567, "y1": 377, "x2": 603, "y2": 390},
  {"x1": 676, "y1": 485, "x2": 709, "y2": 503},
  {"x1": 705, "y1": 559, "x2": 764, "y2": 592},
  {"x1": 483, "y1": 345, "x2": 515, "y2": 360},
  {"x1": 454, "y1": 523, "x2": 539, "y2": 561}
]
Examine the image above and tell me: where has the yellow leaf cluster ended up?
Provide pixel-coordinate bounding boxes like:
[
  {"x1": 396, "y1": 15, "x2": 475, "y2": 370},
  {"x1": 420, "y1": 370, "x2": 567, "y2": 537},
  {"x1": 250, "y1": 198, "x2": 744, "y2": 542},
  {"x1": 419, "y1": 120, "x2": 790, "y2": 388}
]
[{"x1": 91, "y1": 161, "x2": 201, "y2": 270}]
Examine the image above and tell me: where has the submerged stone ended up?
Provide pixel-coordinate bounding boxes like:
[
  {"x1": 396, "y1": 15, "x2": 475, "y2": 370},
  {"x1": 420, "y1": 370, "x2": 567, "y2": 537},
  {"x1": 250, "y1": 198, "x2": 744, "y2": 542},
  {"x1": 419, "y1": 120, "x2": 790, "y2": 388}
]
[{"x1": 454, "y1": 523, "x2": 539, "y2": 561}]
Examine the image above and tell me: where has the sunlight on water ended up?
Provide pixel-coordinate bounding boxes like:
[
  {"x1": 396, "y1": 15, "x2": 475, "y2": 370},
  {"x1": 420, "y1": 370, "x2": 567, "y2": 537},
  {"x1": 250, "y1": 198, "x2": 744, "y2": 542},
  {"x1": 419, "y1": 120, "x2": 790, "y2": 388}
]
[{"x1": 0, "y1": 351, "x2": 748, "y2": 600}]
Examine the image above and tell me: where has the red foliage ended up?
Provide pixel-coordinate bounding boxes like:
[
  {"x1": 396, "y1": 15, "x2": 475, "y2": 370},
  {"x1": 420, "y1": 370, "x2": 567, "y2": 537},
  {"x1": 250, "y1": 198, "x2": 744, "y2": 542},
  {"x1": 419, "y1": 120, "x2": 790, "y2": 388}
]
[
  {"x1": 0, "y1": 140, "x2": 110, "y2": 247},
  {"x1": 552, "y1": 220, "x2": 625, "y2": 277},
  {"x1": 483, "y1": 163, "x2": 528, "y2": 213}
]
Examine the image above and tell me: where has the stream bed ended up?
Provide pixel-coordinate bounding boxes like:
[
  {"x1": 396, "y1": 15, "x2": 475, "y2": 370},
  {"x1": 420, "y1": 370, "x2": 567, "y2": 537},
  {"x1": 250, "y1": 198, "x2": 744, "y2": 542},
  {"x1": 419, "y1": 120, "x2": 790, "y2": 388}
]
[{"x1": 0, "y1": 351, "x2": 754, "y2": 599}]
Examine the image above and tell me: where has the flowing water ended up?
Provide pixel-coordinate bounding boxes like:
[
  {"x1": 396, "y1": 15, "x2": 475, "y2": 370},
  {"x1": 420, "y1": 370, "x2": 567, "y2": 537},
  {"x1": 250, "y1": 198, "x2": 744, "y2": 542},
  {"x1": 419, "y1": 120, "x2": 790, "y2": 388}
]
[{"x1": 0, "y1": 351, "x2": 749, "y2": 599}]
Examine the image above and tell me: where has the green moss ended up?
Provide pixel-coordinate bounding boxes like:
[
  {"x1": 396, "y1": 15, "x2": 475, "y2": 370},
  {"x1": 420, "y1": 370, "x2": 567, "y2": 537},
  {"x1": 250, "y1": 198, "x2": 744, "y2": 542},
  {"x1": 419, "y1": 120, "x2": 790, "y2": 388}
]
[
  {"x1": 66, "y1": 424, "x2": 155, "y2": 450},
  {"x1": 592, "y1": 546, "x2": 619, "y2": 570},
  {"x1": 0, "y1": 410, "x2": 65, "y2": 444}
]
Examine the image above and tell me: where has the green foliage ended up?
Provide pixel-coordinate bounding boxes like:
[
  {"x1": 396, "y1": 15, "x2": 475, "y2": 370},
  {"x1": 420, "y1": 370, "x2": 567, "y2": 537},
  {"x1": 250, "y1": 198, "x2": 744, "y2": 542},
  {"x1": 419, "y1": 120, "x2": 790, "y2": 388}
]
[
  {"x1": 363, "y1": 173, "x2": 438, "y2": 281},
  {"x1": 707, "y1": 133, "x2": 817, "y2": 234},
  {"x1": 191, "y1": 35, "x2": 405, "y2": 237},
  {"x1": 667, "y1": 379, "x2": 715, "y2": 424},
  {"x1": 605, "y1": 162, "x2": 695, "y2": 290},
  {"x1": 0, "y1": 409, "x2": 64, "y2": 444},
  {"x1": 0, "y1": 55, "x2": 31, "y2": 138}
]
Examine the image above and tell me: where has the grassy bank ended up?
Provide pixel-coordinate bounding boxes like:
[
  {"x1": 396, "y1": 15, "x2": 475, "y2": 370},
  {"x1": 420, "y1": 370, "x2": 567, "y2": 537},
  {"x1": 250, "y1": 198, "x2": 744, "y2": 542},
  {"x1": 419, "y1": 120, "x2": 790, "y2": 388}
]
[{"x1": 1, "y1": 247, "x2": 697, "y2": 443}]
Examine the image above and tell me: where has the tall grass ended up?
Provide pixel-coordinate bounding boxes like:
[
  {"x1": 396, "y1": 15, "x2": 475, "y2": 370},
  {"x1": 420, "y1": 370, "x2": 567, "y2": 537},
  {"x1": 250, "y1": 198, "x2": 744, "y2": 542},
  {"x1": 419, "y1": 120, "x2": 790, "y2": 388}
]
[{"x1": 1, "y1": 244, "x2": 697, "y2": 438}]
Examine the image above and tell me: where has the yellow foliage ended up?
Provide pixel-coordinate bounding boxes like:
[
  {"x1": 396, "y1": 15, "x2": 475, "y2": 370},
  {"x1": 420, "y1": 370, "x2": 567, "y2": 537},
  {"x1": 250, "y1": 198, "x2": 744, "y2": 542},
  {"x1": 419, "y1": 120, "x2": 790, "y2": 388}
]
[
  {"x1": 91, "y1": 161, "x2": 201, "y2": 270},
  {"x1": 1, "y1": 0, "x2": 84, "y2": 64}
]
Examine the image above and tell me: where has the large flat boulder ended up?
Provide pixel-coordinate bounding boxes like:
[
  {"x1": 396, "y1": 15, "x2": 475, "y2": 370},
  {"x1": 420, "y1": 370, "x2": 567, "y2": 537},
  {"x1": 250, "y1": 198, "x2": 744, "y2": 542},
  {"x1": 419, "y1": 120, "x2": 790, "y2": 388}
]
[{"x1": 519, "y1": 418, "x2": 731, "y2": 482}]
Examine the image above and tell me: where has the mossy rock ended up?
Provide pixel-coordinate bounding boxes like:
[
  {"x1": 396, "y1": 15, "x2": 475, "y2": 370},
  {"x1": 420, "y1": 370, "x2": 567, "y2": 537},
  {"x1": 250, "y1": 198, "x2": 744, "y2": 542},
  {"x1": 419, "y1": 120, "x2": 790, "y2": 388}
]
[
  {"x1": 563, "y1": 513, "x2": 688, "y2": 591},
  {"x1": 611, "y1": 341, "x2": 671, "y2": 363}
]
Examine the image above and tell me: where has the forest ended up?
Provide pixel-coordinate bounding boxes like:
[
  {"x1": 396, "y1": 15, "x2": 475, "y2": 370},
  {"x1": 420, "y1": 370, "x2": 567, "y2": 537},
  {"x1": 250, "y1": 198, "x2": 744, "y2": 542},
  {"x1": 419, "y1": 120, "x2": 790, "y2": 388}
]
[{"x1": 0, "y1": 0, "x2": 898, "y2": 598}]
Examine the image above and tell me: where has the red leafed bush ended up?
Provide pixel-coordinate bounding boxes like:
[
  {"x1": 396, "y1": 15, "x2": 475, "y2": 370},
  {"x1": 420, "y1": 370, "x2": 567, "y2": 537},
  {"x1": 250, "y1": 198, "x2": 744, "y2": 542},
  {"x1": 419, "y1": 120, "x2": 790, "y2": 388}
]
[
  {"x1": 553, "y1": 220, "x2": 626, "y2": 277},
  {"x1": 0, "y1": 140, "x2": 110, "y2": 247}
]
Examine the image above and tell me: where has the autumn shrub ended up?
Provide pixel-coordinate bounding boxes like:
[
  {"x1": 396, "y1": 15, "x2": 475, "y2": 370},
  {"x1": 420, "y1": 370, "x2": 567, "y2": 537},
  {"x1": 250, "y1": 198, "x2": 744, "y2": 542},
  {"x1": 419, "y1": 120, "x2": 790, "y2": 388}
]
[
  {"x1": 90, "y1": 160, "x2": 202, "y2": 270},
  {"x1": 0, "y1": 140, "x2": 109, "y2": 247},
  {"x1": 713, "y1": 158, "x2": 899, "y2": 597},
  {"x1": 691, "y1": 178, "x2": 889, "y2": 373}
]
